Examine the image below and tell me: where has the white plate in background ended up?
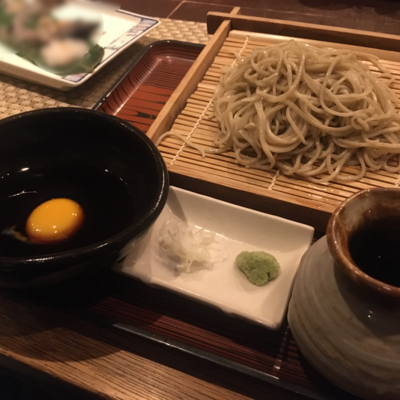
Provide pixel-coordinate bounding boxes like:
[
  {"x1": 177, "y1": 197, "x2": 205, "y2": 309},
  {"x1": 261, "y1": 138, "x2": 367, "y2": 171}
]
[
  {"x1": 0, "y1": 6, "x2": 159, "y2": 91},
  {"x1": 114, "y1": 186, "x2": 314, "y2": 330}
]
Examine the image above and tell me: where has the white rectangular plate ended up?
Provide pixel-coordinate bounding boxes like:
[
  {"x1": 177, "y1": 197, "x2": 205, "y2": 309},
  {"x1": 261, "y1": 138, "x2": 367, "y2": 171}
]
[
  {"x1": 0, "y1": 7, "x2": 159, "y2": 91},
  {"x1": 114, "y1": 187, "x2": 314, "y2": 330}
]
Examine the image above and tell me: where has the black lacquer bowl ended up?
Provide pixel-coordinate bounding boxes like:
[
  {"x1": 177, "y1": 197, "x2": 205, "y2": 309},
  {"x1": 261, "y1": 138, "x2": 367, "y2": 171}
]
[{"x1": 0, "y1": 108, "x2": 168, "y2": 288}]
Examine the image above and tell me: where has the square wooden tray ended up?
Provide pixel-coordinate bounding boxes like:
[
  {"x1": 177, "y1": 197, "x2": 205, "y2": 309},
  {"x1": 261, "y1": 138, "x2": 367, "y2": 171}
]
[{"x1": 148, "y1": 9, "x2": 400, "y2": 232}]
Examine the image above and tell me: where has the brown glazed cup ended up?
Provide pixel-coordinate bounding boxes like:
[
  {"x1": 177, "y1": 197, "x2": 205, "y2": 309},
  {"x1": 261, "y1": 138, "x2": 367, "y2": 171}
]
[
  {"x1": 288, "y1": 188, "x2": 400, "y2": 399},
  {"x1": 326, "y1": 188, "x2": 400, "y2": 299}
]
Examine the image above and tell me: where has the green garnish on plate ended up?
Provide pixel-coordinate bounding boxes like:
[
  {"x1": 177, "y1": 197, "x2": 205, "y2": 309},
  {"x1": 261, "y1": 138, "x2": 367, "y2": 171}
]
[
  {"x1": 236, "y1": 251, "x2": 281, "y2": 286},
  {"x1": 18, "y1": 44, "x2": 104, "y2": 76}
]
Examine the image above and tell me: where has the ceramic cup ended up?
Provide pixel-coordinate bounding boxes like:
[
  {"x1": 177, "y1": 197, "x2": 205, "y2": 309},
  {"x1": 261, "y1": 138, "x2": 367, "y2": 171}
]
[{"x1": 288, "y1": 188, "x2": 400, "y2": 399}]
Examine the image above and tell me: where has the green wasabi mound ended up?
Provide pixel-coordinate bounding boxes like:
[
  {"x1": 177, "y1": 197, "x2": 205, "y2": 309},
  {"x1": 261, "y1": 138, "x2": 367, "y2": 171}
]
[{"x1": 236, "y1": 251, "x2": 280, "y2": 286}]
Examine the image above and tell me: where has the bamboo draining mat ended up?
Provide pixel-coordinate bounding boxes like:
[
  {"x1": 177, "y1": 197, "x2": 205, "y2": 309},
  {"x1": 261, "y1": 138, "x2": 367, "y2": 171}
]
[{"x1": 156, "y1": 29, "x2": 400, "y2": 231}]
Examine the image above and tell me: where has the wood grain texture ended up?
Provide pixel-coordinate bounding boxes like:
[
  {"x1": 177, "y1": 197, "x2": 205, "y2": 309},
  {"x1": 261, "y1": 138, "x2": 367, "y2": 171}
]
[
  {"x1": 0, "y1": 271, "x2": 313, "y2": 400},
  {"x1": 90, "y1": 272, "x2": 358, "y2": 400},
  {"x1": 0, "y1": 292, "x2": 246, "y2": 400}
]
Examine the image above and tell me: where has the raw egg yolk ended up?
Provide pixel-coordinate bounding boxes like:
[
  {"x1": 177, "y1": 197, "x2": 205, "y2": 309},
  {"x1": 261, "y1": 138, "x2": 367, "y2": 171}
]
[{"x1": 26, "y1": 198, "x2": 84, "y2": 245}]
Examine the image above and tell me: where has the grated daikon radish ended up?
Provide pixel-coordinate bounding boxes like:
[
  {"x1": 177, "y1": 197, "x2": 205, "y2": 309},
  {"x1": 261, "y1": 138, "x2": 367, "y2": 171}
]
[{"x1": 159, "y1": 219, "x2": 220, "y2": 273}]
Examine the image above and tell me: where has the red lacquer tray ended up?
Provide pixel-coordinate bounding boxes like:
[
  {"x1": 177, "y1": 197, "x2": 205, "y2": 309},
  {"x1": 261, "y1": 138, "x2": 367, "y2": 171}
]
[
  {"x1": 93, "y1": 40, "x2": 203, "y2": 133},
  {"x1": 90, "y1": 41, "x2": 359, "y2": 399}
]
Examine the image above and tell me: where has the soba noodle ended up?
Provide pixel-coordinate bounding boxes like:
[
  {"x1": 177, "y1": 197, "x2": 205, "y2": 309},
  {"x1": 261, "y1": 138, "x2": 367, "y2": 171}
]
[{"x1": 158, "y1": 40, "x2": 400, "y2": 183}]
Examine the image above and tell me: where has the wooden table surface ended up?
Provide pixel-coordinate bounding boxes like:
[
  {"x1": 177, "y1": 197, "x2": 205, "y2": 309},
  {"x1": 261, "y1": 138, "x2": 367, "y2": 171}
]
[
  {"x1": 0, "y1": 1, "x2": 399, "y2": 399},
  {"x1": 0, "y1": 270, "x2": 312, "y2": 400}
]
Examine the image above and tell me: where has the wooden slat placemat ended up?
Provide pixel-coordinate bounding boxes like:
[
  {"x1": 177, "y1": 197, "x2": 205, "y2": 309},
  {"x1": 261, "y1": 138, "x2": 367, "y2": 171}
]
[{"x1": 157, "y1": 30, "x2": 400, "y2": 230}]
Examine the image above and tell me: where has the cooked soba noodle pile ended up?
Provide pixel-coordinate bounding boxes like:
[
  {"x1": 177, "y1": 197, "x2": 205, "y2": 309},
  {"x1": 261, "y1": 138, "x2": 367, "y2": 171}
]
[{"x1": 213, "y1": 40, "x2": 400, "y2": 182}]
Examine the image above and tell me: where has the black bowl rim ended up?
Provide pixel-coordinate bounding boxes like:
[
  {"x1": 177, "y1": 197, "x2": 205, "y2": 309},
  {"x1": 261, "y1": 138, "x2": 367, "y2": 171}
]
[{"x1": 0, "y1": 107, "x2": 169, "y2": 266}]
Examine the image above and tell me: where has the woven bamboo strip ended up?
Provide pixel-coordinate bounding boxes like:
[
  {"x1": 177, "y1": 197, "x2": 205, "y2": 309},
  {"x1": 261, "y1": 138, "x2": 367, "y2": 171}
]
[
  {"x1": 164, "y1": 148, "x2": 354, "y2": 200},
  {"x1": 165, "y1": 156, "x2": 339, "y2": 213},
  {"x1": 165, "y1": 158, "x2": 380, "y2": 207},
  {"x1": 161, "y1": 134, "x2": 372, "y2": 198},
  {"x1": 161, "y1": 126, "x2": 388, "y2": 189},
  {"x1": 162, "y1": 134, "x2": 396, "y2": 191},
  {"x1": 165, "y1": 124, "x2": 400, "y2": 187}
]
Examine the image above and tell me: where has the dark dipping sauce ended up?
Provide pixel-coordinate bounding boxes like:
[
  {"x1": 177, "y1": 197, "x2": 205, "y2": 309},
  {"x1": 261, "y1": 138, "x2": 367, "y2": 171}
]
[
  {"x1": 0, "y1": 166, "x2": 135, "y2": 257},
  {"x1": 349, "y1": 219, "x2": 400, "y2": 287}
]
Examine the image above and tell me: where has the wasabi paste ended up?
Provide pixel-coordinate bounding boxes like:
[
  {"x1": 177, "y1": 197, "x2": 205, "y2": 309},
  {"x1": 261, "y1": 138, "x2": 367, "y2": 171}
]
[{"x1": 236, "y1": 251, "x2": 280, "y2": 286}]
